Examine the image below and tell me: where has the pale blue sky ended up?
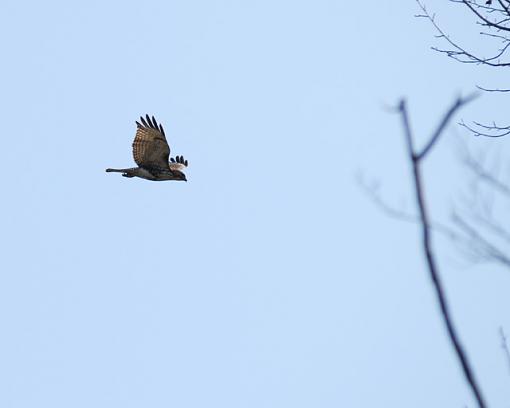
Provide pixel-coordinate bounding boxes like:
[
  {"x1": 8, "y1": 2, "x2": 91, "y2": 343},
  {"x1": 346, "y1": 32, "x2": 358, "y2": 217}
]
[{"x1": 1, "y1": 1, "x2": 509, "y2": 407}]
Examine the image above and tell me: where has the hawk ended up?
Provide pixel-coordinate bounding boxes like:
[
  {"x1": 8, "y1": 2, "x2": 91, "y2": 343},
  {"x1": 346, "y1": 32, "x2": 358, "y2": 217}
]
[{"x1": 106, "y1": 115, "x2": 188, "y2": 181}]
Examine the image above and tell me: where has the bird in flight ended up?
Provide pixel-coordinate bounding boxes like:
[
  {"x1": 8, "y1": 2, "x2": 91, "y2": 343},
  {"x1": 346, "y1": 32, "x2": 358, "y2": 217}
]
[{"x1": 106, "y1": 115, "x2": 188, "y2": 181}]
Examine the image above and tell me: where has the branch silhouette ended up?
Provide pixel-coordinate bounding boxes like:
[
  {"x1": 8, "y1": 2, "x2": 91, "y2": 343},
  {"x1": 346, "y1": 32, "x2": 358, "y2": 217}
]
[{"x1": 397, "y1": 94, "x2": 487, "y2": 408}]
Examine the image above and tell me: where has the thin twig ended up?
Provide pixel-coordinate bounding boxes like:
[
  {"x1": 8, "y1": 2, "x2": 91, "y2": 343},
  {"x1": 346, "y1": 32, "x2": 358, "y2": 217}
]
[
  {"x1": 476, "y1": 86, "x2": 510, "y2": 92},
  {"x1": 359, "y1": 175, "x2": 469, "y2": 242},
  {"x1": 499, "y1": 327, "x2": 510, "y2": 376},
  {"x1": 416, "y1": 93, "x2": 478, "y2": 160},
  {"x1": 463, "y1": 152, "x2": 510, "y2": 195},
  {"x1": 462, "y1": 0, "x2": 510, "y2": 31},
  {"x1": 417, "y1": 0, "x2": 510, "y2": 66},
  {"x1": 453, "y1": 214, "x2": 510, "y2": 267}
]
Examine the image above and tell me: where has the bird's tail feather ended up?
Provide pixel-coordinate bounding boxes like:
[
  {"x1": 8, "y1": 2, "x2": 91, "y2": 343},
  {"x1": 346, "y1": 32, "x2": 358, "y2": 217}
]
[
  {"x1": 106, "y1": 167, "x2": 138, "y2": 178},
  {"x1": 106, "y1": 168, "x2": 127, "y2": 173}
]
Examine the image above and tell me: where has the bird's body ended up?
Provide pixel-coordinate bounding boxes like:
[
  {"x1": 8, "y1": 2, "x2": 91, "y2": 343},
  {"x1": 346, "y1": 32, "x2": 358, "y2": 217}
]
[{"x1": 106, "y1": 115, "x2": 188, "y2": 182}]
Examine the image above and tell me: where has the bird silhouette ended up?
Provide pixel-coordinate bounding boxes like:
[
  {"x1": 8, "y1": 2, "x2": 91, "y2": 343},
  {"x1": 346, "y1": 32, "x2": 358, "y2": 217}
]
[{"x1": 106, "y1": 115, "x2": 188, "y2": 181}]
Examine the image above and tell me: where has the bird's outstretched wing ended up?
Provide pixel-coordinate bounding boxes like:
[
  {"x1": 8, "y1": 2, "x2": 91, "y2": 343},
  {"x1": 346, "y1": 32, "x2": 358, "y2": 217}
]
[
  {"x1": 169, "y1": 155, "x2": 189, "y2": 171},
  {"x1": 132, "y1": 115, "x2": 170, "y2": 172}
]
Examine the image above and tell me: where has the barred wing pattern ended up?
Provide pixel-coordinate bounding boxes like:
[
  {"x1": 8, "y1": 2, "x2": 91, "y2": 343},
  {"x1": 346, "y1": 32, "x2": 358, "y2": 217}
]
[{"x1": 133, "y1": 115, "x2": 170, "y2": 172}]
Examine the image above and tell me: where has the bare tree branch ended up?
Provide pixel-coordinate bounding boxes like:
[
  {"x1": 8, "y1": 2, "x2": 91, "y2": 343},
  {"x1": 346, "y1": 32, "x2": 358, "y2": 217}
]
[
  {"x1": 416, "y1": 0, "x2": 510, "y2": 66},
  {"x1": 500, "y1": 327, "x2": 510, "y2": 376},
  {"x1": 421, "y1": 0, "x2": 510, "y2": 138},
  {"x1": 452, "y1": 213, "x2": 510, "y2": 267},
  {"x1": 476, "y1": 85, "x2": 510, "y2": 92},
  {"x1": 356, "y1": 173, "x2": 417, "y2": 224},
  {"x1": 450, "y1": 143, "x2": 510, "y2": 268},
  {"x1": 417, "y1": 93, "x2": 478, "y2": 160},
  {"x1": 397, "y1": 96, "x2": 487, "y2": 408},
  {"x1": 462, "y1": 149, "x2": 510, "y2": 195},
  {"x1": 462, "y1": 0, "x2": 510, "y2": 31},
  {"x1": 359, "y1": 174, "x2": 474, "y2": 244},
  {"x1": 459, "y1": 119, "x2": 510, "y2": 138}
]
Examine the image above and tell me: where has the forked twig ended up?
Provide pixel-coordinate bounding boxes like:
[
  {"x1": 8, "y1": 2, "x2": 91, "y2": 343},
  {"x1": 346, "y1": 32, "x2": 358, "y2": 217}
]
[{"x1": 397, "y1": 95, "x2": 486, "y2": 408}]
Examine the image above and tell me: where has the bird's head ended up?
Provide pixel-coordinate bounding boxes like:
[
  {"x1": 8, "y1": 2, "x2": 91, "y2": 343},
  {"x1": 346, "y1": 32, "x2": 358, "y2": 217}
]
[
  {"x1": 169, "y1": 156, "x2": 189, "y2": 180},
  {"x1": 174, "y1": 171, "x2": 187, "y2": 182}
]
